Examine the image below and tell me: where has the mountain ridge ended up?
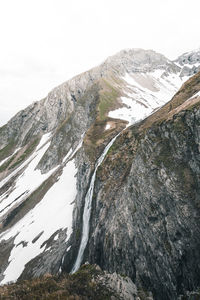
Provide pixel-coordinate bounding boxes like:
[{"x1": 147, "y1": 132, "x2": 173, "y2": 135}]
[{"x1": 0, "y1": 48, "x2": 200, "y2": 299}]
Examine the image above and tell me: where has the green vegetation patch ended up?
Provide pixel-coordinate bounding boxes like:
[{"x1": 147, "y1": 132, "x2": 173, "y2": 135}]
[
  {"x1": 9, "y1": 137, "x2": 40, "y2": 170},
  {"x1": 0, "y1": 136, "x2": 40, "y2": 173},
  {"x1": 0, "y1": 153, "x2": 17, "y2": 172},
  {"x1": 0, "y1": 139, "x2": 16, "y2": 162},
  {"x1": 98, "y1": 79, "x2": 120, "y2": 120}
]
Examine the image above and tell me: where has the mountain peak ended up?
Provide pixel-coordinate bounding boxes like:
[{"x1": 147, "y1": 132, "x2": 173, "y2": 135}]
[
  {"x1": 174, "y1": 49, "x2": 200, "y2": 77},
  {"x1": 0, "y1": 48, "x2": 200, "y2": 300},
  {"x1": 103, "y1": 48, "x2": 176, "y2": 74},
  {"x1": 175, "y1": 48, "x2": 200, "y2": 64}
]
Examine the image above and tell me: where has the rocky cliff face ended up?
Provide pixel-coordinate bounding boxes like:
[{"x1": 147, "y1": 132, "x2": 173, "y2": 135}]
[
  {"x1": 86, "y1": 73, "x2": 200, "y2": 299},
  {"x1": 0, "y1": 48, "x2": 200, "y2": 299}
]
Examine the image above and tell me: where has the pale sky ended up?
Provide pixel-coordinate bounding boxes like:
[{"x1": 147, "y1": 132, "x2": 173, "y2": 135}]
[{"x1": 0, "y1": 0, "x2": 200, "y2": 125}]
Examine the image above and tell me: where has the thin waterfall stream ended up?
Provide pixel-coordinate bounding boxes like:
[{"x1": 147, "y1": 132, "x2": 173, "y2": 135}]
[{"x1": 71, "y1": 132, "x2": 121, "y2": 273}]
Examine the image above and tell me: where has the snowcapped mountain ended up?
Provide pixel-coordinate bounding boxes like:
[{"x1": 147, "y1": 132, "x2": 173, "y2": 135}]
[
  {"x1": 174, "y1": 48, "x2": 200, "y2": 77},
  {"x1": 0, "y1": 48, "x2": 200, "y2": 299}
]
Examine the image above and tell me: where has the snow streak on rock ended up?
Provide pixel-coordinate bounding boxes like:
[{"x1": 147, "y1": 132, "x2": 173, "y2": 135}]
[{"x1": 0, "y1": 136, "x2": 54, "y2": 218}]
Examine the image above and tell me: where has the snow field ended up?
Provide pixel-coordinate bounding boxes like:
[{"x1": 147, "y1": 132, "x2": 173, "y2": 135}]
[
  {"x1": 0, "y1": 159, "x2": 77, "y2": 284},
  {"x1": 109, "y1": 70, "x2": 184, "y2": 124},
  {"x1": 0, "y1": 133, "x2": 53, "y2": 217}
]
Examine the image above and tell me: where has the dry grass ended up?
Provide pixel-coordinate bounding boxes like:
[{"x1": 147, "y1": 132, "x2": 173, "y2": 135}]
[
  {"x1": 83, "y1": 117, "x2": 126, "y2": 162},
  {"x1": 0, "y1": 265, "x2": 114, "y2": 300}
]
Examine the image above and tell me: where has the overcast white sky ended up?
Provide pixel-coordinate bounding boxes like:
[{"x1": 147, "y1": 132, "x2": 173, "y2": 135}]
[{"x1": 0, "y1": 0, "x2": 200, "y2": 125}]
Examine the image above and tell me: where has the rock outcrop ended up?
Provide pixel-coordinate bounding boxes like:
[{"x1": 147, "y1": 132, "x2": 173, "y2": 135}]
[
  {"x1": 175, "y1": 48, "x2": 200, "y2": 77},
  {"x1": 84, "y1": 72, "x2": 200, "y2": 299},
  {"x1": 0, "y1": 264, "x2": 138, "y2": 300}
]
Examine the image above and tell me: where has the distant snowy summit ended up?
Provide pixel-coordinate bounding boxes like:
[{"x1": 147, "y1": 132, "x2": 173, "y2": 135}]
[
  {"x1": 103, "y1": 48, "x2": 179, "y2": 74},
  {"x1": 174, "y1": 48, "x2": 200, "y2": 77}
]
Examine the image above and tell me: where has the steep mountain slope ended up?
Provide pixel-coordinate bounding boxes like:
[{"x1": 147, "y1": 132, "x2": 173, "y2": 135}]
[
  {"x1": 0, "y1": 49, "x2": 200, "y2": 299},
  {"x1": 84, "y1": 71, "x2": 200, "y2": 299}
]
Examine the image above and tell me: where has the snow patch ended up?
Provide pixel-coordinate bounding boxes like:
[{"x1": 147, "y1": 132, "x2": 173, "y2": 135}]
[
  {"x1": 183, "y1": 63, "x2": 200, "y2": 69},
  {"x1": 105, "y1": 124, "x2": 111, "y2": 130},
  {"x1": 0, "y1": 141, "x2": 55, "y2": 218},
  {"x1": 192, "y1": 90, "x2": 200, "y2": 98},
  {"x1": 63, "y1": 133, "x2": 85, "y2": 164},
  {"x1": 108, "y1": 71, "x2": 184, "y2": 125},
  {"x1": 36, "y1": 132, "x2": 52, "y2": 151},
  {"x1": 109, "y1": 97, "x2": 151, "y2": 125},
  {"x1": 187, "y1": 90, "x2": 200, "y2": 101},
  {"x1": 0, "y1": 133, "x2": 51, "y2": 191},
  {"x1": 54, "y1": 234, "x2": 59, "y2": 241},
  {"x1": 0, "y1": 160, "x2": 77, "y2": 284}
]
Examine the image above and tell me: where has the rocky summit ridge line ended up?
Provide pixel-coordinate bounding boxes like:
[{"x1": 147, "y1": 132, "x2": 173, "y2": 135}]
[{"x1": 0, "y1": 48, "x2": 200, "y2": 299}]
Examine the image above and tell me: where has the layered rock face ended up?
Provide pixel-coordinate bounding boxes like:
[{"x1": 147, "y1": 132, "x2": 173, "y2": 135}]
[
  {"x1": 88, "y1": 90, "x2": 200, "y2": 299},
  {"x1": 0, "y1": 48, "x2": 200, "y2": 299}
]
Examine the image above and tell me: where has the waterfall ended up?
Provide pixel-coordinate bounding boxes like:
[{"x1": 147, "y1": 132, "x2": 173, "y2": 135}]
[{"x1": 71, "y1": 133, "x2": 120, "y2": 273}]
